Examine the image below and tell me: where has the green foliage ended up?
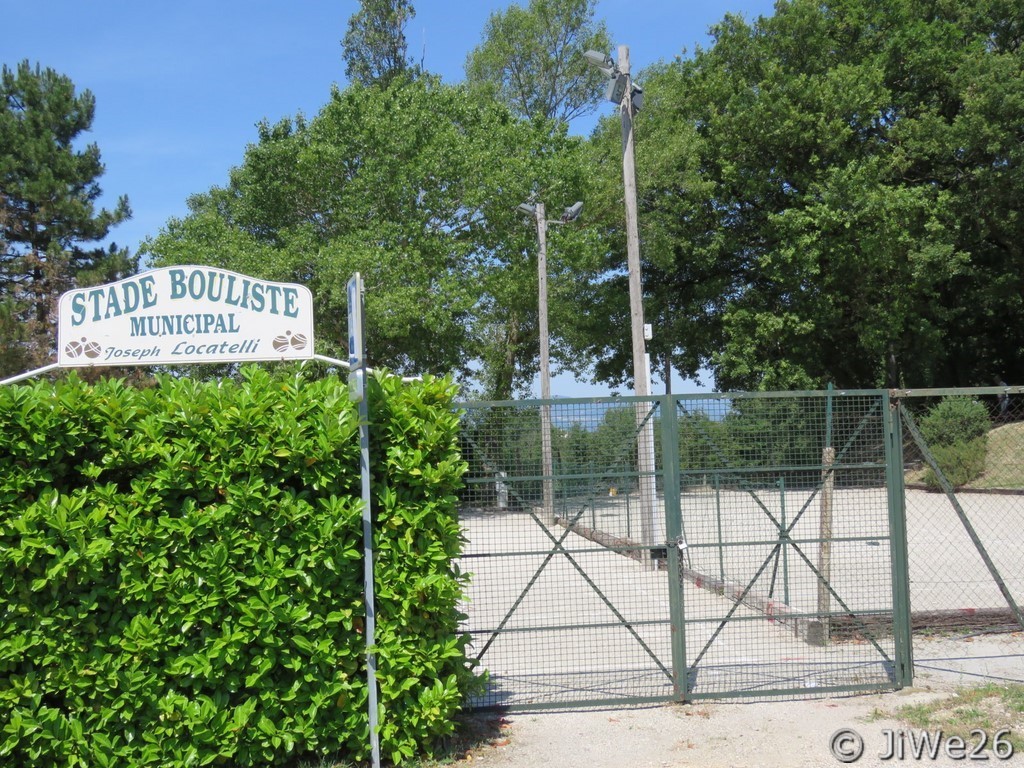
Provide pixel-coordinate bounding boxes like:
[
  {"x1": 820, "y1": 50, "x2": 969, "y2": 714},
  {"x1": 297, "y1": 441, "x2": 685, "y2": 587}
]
[
  {"x1": 0, "y1": 367, "x2": 472, "y2": 766},
  {"x1": 460, "y1": 404, "x2": 545, "y2": 505},
  {"x1": 919, "y1": 396, "x2": 991, "y2": 447},
  {"x1": 464, "y1": 0, "x2": 612, "y2": 123},
  {"x1": 144, "y1": 76, "x2": 594, "y2": 398},
  {"x1": 0, "y1": 60, "x2": 135, "y2": 375},
  {"x1": 675, "y1": 393, "x2": 887, "y2": 490},
  {"x1": 923, "y1": 438, "x2": 988, "y2": 489},
  {"x1": 678, "y1": 396, "x2": 835, "y2": 489},
  {"x1": 574, "y1": 0, "x2": 1024, "y2": 391},
  {"x1": 552, "y1": 404, "x2": 642, "y2": 498},
  {"x1": 342, "y1": 0, "x2": 418, "y2": 88},
  {"x1": 919, "y1": 396, "x2": 991, "y2": 488},
  {"x1": 892, "y1": 683, "x2": 1024, "y2": 753}
]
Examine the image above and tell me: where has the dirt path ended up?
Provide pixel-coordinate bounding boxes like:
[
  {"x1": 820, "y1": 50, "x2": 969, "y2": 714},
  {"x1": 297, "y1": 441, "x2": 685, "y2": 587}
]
[{"x1": 454, "y1": 636, "x2": 1024, "y2": 768}]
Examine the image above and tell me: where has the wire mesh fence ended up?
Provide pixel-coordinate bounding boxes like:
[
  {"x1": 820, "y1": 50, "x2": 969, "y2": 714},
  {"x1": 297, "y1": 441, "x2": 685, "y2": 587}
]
[
  {"x1": 456, "y1": 391, "x2": 916, "y2": 709},
  {"x1": 669, "y1": 392, "x2": 906, "y2": 700},
  {"x1": 454, "y1": 388, "x2": 1024, "y2": 710},
  {"x1": 457, "y1": 398, "x2": 676, "y2": 710},
  {"x1": 896, "y1": 387, "x2": 1024, "y2": 638}
]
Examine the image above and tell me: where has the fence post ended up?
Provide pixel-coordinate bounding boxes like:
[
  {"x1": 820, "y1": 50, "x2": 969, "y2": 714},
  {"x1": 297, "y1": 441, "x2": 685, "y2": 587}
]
[
  {"x1": 540, "y1": 402, "x2": 555, "y2": 521},
  {"x1": 660, "y1": 395, "x2": 688, "y2": 701},
  {"x1": 780, "y1": 476, "x2": 790, "y2": 605},
  {"x1": 637, "y1": 399, "x2": 659, "y2": 570},
  {"x1": 814, "y1": 446, "x2": 835, "y2": 645},
  {"x1": 715, "y1": 472, "x2": 725, "y2": 584},
  {"x1": 495, "y1": 471, "x2": 508, "y2": 510},
  {"x1": 886, "y1": 394, "x2": 915, "y2": 688},
  {"x1": 626, "y1": 491, "x2": 632, "y2": 540}
]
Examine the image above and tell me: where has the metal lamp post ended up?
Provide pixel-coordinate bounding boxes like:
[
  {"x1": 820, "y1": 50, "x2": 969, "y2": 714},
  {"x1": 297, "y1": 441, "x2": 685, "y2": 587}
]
[
  {"x1": 585, "y1": 45, "x2": 659, "y2": 565},
  {"x1": 518, "y1": 199, "x2": 583, "y2": 521}
]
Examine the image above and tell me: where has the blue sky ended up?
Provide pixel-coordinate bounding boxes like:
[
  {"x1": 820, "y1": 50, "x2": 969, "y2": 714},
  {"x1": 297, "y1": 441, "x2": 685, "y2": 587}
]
[{"x1": 6, "y1": 0, "x2": 776, "y2": 396}]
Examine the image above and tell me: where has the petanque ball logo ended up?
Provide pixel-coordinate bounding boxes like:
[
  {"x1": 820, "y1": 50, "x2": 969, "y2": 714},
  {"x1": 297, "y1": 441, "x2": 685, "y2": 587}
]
[
  {"x1": 273, "y1": 331, "x2": 308, "y2": 352},
  {"x1": 65, "y1": 338, "x2": 101, "y2": 359}
]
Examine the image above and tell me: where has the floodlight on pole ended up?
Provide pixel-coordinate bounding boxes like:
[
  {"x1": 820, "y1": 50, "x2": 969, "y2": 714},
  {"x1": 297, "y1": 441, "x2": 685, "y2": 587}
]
[
  {"x1": 583, "y1": 49, "x2": 616, "y2": 76},
  {"x1": 630, "y1": 84, "x2": 644, "y2": 112},
  {"x1": 561, "y1": 201, "x2": 584, "y2": 222},
  {"x1": 605, "y1": 74, "x2": 629, "y2": 105},
  {"x1": 585, "y1": 45, "x2": 659, "y2": 567},
  {"x1": 517, "y1": 197, "x2": 583, "y2": 521},
  {"x1": 586, "y1": 48, "x2": 644, "y2": 112}
]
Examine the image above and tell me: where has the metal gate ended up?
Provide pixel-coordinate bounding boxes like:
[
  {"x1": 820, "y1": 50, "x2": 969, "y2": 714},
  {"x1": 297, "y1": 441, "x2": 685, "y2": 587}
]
[
  {"x1": 668, "y1": 391, "x2": 911, "y2": 701},
  {"x1": 457, "y1": 397, "x2": 679, "y2": 709},
  {"x1": 456, "y1": 391, "x2": 913, "y2": 710}
]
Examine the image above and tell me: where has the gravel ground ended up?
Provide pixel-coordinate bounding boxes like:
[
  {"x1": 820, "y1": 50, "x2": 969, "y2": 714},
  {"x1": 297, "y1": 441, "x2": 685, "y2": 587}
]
[{"x1": 452, "y1": 636, "x2": 1024, "y2": 768}]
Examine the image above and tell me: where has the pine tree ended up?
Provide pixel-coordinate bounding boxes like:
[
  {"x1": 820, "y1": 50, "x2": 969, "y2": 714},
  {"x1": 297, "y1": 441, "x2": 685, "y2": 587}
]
[{"x1": 0, "y1": 60, "x2": 134, "y2": 375}]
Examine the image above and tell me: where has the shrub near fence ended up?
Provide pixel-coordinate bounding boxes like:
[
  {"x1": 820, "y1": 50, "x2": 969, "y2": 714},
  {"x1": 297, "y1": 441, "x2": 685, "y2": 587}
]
[
  {"x1": 917, "y1": 396, "x2": 991, "y2": 489},
  {"x1": 0, "y1": 367, "x2": 472, "y2": 767}
]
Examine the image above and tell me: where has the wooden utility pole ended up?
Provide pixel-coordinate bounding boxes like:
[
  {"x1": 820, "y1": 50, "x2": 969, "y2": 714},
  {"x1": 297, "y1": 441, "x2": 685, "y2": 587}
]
[
  {"x1": 618, "y1": 45, "x2": 658, "y2": 565},
  {"x1": 535, "y1": 201, "x2": 555, "y2": 520}
]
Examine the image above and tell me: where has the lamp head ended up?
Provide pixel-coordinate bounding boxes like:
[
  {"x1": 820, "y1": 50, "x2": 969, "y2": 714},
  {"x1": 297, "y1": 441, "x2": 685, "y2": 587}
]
[
  {"x1": 630, "y1": 84, "x2": 644, "y2": 112},
  {"x1": 583, "y1": 49, "x2": 616, "y2": 77},
  {"x1": 605, "y1": 73, "x2": 628, "y2": 104},
  {"x1": 517, "y1": 202, "x2": 537, "y2": 216},
  {"x1": 561, "y1": 201, "x2": 584, "y2": 222}
]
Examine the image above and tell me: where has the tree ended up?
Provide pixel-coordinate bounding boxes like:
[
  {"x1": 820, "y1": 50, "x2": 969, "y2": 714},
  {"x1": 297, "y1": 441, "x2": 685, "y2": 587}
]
[
  {"x1": 462, "y1": 0, "x2": 612, "y2": 399},
  {"x1": 144, "y1": 77, "x2": 593, "y2": 396},
  {"x1": 342, "y1": 0, "x2": 418, "y2": 88},
  {"x1": 465, "y1": 0, "x2": 612, "y2": 123},
  {"x1": 571, "y1": 0, "x2": 1024, "y2": 391},
  {"x1": 0, "y1": 60, "x2": 133, "y2": 375}
]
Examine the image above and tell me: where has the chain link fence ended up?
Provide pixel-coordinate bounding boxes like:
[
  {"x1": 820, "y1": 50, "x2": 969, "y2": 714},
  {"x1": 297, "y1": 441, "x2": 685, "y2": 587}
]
[{"x1": 895, "y1": 387, "x2": 1024, "y2": 639}]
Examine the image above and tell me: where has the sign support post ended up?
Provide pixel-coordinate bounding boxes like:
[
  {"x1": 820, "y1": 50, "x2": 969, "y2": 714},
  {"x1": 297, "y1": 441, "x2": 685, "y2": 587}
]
[{"x1": 348, "y1": 273, "x2": 381, "y2": 768}]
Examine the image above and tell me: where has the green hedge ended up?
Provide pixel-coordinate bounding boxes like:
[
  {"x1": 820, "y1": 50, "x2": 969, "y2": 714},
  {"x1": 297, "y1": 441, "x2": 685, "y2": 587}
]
[{"x1": 0, "y1": 367, "x2": 473, "y2": 766}]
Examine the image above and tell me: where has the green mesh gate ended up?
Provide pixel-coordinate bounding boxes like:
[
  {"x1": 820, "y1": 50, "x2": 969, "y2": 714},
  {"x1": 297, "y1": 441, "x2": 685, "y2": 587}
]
[
  {"x1": 670, "y1": 391, "x2": 911, "y2": 700},
  {"x1": 457, "y1": 391, "x2": 913, "y2": 710},
  {"x1": 457, "y1": 397, "x2": 679, "y2": 709}
]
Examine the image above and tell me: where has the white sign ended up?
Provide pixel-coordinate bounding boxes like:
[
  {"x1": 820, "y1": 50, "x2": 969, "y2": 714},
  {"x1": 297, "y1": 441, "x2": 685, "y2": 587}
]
[{"x1": 57, "y1": 265, "x2": 315, "y2": 367}]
